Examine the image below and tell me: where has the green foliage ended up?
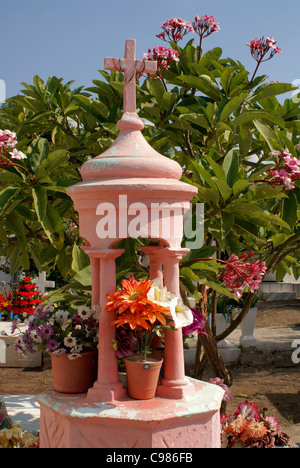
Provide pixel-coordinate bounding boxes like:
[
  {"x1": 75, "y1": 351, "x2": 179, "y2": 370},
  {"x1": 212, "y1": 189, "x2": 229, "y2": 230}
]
[{"x1": 0, "y1": 37, "x2": 299, "y2": 302}]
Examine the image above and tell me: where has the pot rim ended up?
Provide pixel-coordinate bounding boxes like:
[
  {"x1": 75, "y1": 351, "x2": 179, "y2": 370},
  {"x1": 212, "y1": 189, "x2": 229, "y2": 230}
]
[
  {"x1": 50, "y1": 348, "x2": 98, "y2": 359},
  {"x1": 124, "y1": 354, "x2": 163, "y2": 363}
]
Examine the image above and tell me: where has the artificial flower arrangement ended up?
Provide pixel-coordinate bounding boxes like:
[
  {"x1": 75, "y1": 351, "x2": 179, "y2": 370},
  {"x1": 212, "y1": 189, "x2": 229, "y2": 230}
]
[
  {"x1": 12, "y1": 276, "x2": 44, "y2": 318},
  {"x1": 0, "y1": 287, "x2": 14, "y2": 321},
  {"x1": 12, "y1": 301, "x2": 99, "y2": 360},
  {"x1": 209, "y1": 378, "x2": 291, "y2": 448},
  {"x1": 106, "y1": 275, "x2": 206, "y2": 362},
  {"x1": 222, "y1": 399, "x2": 291, "y2": 448}
]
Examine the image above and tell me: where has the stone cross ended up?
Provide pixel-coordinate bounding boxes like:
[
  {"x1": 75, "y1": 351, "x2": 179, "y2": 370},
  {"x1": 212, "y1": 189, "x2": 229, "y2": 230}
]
[
  {"x1": 104, "y1": 39, "x2": 157, "y2": 114},
  {"x1": 33, "y1": 271, "x2": 55, "y2": 295}
]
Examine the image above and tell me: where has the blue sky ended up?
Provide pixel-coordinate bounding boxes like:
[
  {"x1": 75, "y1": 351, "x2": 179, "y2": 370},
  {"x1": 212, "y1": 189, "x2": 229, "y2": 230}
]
[{"x1": 1, "y1": 0, "x2": 299, "y2": 100}]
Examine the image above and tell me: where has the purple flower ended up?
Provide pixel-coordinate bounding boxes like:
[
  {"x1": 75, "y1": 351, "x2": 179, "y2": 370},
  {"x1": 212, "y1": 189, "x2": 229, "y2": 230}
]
[
  {"x1": 115, "y1": 327, "x2": 137, "y2": 359},
  {"x1": 71, "y1": 314, "x2": 82, "y2": 326},
  {"x1": 85, "y1": 316, "x2": 98, "y2": 332},
  {"x1": 182, "y1": 307, "x2": 206, "y2": 336},
  {"x1": 46, "y1": 339, "x2": 60, "y2": 352},
  {"x1": 40, "y1": 323, "x2": 54, "y2": 338}
]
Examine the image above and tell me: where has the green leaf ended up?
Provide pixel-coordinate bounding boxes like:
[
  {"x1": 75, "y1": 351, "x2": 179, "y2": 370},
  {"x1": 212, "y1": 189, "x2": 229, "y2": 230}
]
[
  {"x1": 180, "y1": 113, "x2": 210, "y2": 129},
  {"x1": 213, "y1": 178, "x2": 232, "y2": 202},
  {"x1": 19, "y1": 248, "x2": 30, "y2": 270},
  {"x1": 221, "y1": 212, "x2": 235, "y2": 238},
  {"x1": 220, "y1": 66, "x2": 235, "y2": 96},
  {"x1": 56, "y1": 246, "x2": 72, "y2": 277},
  {"x1": 8, "y1": 244, "x2": 24, "y2": 275},
  {"x1": 6, "y1": 212, "x2": 26, "y2": 241},
  {"x1": 39, "y1": 149, "x2": 69, "y2": 176},
  {"x1": 232, "y1": 110, "x2": 284, "y2": 127},
  {"x1": 32, "y1": 186, "x2": 47, "y2": 222},
  {"x1": 250, "y1": 82, "x2": 296, "y2": 102},
  {"x1": 41, "y1": 204, "x2": 65, "y2": 250},
  {"x1": 71, "y1": 244, "x2": 90, "y2": 273},
  {"x1": 226, "y1": 202, "x2": 290, "y2": 229},
  {"x1": 191, "y1": 162, "x2": 218, "y2": 190},
  {"x1": 147, "y1": 79, "x2": 166, "y2": 107},
  {"x1": 189, "y1": 260, "x2": 221, "y2": 274},
  {"x1": 180, "y1": 267, "x2": 202, "y2": 283},
  {"x1": 0, "y1": 187, "x2": 20, "y2": 215},
  {"x1": 205, "y1": 280, "x2": 235, "y2": 298},
  {"x1": 282, "y1": 192, "x2": 298, "y2": 229},
  {"x1": 240, "y1": 186, "x2": 287, "y2": 202},
  {"x1": 73, "y1": 265, "x2": 92, "y2": 286},
  {"x1": 177, "y1": 75, "x2": 222, "y2": 101},
  {"x1": 222, "y1": 150, "x2": 239, "y2": 186},
  {"x1": 232, "y1": 179, "x2": 250, "y2": 196},
  {"x1": 253, "y1": 120, "x2": 278, "y2": 150},
  {"x1": 0, "y1": 171, "x2": 23, "y2": 184},
  {"x1": 219, "y1": 93, "x2": 248, "y2": 122},
  {"x1": 205, "y1": 155, "x2": 226, "y2": 182},
  {"x1": 29, "y1": 242, "x2": 43, "y2": 272},
  {"x1": 271, "y1": 233, "x2": 289, "y2": 249}
]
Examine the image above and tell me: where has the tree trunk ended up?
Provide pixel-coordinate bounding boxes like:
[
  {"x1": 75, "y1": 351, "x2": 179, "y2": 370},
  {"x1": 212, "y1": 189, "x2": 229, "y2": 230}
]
[{"x1": 193, "y1": 285, "x2": 232, "y2": 387}]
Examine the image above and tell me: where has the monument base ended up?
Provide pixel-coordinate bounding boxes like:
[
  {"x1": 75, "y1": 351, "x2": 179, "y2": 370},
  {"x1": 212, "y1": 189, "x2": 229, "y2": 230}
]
[{"x1": 36, "y1": 377, "x2": 224, "y2": 448}]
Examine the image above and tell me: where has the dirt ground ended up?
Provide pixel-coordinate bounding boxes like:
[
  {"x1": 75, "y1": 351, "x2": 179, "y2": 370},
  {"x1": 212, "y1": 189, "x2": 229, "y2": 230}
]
[{"x1": 0, "y1": 301, "x2": 299, "y2": 445}]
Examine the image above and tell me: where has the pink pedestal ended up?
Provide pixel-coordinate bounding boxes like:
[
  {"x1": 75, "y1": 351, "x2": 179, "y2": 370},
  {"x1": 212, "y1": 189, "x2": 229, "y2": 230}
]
[{"x1": 37, "y1": 378, "x2": 224, "y2": 448}]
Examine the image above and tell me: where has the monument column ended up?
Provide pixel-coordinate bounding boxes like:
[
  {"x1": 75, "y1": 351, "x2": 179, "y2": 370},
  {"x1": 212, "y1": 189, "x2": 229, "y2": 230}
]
[
  {"x1": 140, "y1": 245, "x2": 164, "y2": 286},
  {"x1": 84, "y1": 248, "x2": 126, "y2": 403},
  {"x1": 156, "y1": 248, "x2": 195, "y2": 399}
]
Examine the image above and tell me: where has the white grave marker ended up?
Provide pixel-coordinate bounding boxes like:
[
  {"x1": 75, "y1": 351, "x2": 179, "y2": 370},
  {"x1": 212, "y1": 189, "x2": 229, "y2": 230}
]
[{"x1": 33, "y1": 271, "x2": 55, "y2": 294}]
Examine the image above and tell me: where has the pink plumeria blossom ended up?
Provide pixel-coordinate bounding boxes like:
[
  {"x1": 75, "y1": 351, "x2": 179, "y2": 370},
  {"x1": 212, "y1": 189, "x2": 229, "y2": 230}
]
[
  {"x1": 192, "y1": 15, "x2": 220, "y2": 38},
  {"x1": 0, "y1": 128, "x2": 29, "y2": 175},
  {"x1": 0, "y1": 129, "x2": 17, "y2": 149},
  {"x1": 143, "y1": 46, "x2": 180, "y2": 69},
  {"x1": 267, "y1": 145, "x2": 300, "y2": 190},
  {"x1": 218, "y1": 253, "x2": 267, "y2": 299},
  {"x1": 142, "y1": 46, "x2": 180, "y2": 91},
  {"x1": 157, "y1": 17, "x2": 193, "y2": 44},
  {"x1": 248, "y1": 35, "x2": 282, "y2": 83},
  {"x1": 209, "y1": 377, "x2": 233, "y2": 402},
  {"x1": 9, "y1": 148, "x2": 27, "y2": 160},
  {"x1": 247, "y1": 35, "x2": 282, "y2": 63}
]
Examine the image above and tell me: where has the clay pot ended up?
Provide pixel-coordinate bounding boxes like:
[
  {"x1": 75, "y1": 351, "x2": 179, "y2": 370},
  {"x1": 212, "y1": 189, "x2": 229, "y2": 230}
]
[
  {"x1": 50, "y1": 350, "x2": 98, "y2": 394},
  {"x1": 124, "y1": 355, "x2": 163, "y2": 400}
]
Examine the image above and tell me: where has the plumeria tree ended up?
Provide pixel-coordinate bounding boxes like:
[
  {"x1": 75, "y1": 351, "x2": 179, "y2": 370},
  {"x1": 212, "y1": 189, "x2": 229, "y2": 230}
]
[{"x1": 0, "y1": 14, "x2": 299, "y2": 383}]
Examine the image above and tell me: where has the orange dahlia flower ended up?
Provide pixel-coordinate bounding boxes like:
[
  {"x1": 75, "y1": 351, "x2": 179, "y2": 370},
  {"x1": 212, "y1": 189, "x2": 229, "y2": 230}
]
[
  {"x1": 224, "y1": 416, "x2": 248, "y2": 436},
  {"x1": 106, "y1": 276, "x2": 154, "y2": 315},
  {"x1": 240, "y1": 421, "x2": 268, "y2": 441}
]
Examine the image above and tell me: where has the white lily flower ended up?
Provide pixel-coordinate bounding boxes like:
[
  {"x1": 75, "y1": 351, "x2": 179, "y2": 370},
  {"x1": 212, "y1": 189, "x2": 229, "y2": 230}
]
[
  {"x1": 147, "y1": 277, "x2": 175, "y2": 306},
  {"x1": 148, "y1": 278, "x2": 193, "y2": 329},
  {"x1": 169, "y1": 297, "x2": 193, "y2": 329}
]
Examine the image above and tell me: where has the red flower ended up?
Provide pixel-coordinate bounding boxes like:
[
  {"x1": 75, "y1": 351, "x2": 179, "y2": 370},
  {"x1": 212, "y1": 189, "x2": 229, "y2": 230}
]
[{"x1": 218, "y1": 253, "x2": 267, "y2": 299}]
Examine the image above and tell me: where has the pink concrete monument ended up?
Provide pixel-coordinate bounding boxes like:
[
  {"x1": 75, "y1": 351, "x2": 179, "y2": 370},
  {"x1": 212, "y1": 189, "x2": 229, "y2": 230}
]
[{"x1": 37, "y1": 39, "x2": 224, "y2": 448}]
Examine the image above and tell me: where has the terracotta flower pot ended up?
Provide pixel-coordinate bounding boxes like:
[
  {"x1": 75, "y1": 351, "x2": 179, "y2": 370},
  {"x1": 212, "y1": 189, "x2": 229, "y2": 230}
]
[
  {"x1": 50, "y1": 350, "x2": 98, "y2": 394},
  {"x1": 124, "y1": 355, "x2": 163, "y2": 400}
]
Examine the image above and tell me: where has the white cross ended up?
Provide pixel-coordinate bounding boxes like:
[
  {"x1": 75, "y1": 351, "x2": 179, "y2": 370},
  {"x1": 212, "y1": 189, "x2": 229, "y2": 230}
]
[
  {"x1": 104, "y1": 39, "x2": 157, "y2": 114},
  {"x1": 33, "y1": 272, "x2": 55, "y2": 295}
]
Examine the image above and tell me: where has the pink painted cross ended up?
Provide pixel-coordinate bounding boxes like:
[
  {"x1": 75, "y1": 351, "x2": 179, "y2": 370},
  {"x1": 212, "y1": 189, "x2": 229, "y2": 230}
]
[{"x1": 104, "y1": 39, "x2": 157, "y2": 114}]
